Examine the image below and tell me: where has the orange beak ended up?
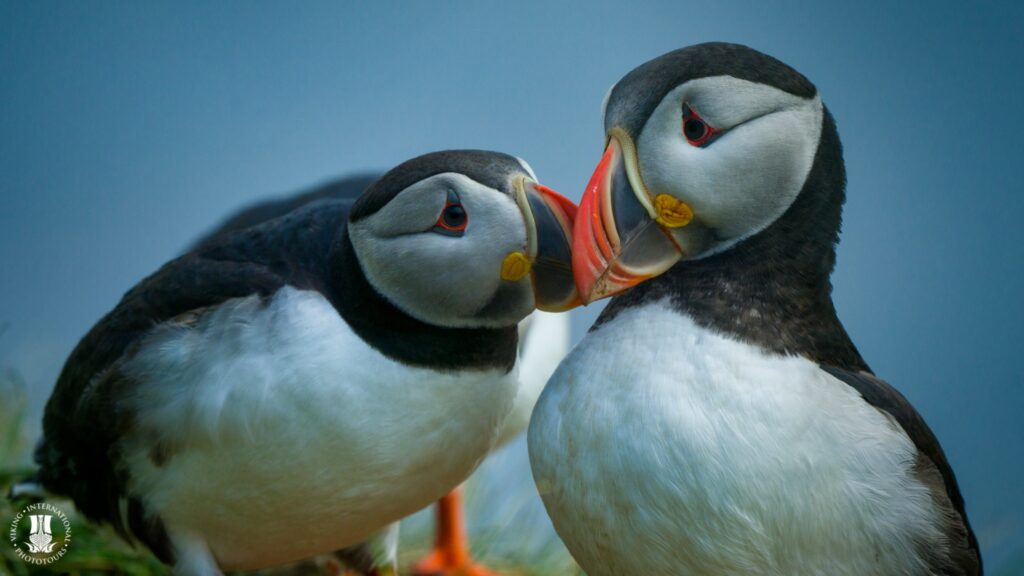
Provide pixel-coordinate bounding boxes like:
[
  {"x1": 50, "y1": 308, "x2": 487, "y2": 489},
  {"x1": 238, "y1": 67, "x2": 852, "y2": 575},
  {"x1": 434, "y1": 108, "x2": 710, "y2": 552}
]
[{"x1": 572, "y1": 135, "x2": 690, "y2": 304}]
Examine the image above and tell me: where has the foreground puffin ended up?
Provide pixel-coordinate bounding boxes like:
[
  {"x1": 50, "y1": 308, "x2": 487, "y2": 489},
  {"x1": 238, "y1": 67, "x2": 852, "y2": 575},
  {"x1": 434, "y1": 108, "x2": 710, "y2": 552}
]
[
  {"x1": 26, "y1": 150, "x2": 578, "y2": 574},
  {"x1": 192, "y1": 174, "x2": 573, "y2": 576},
  {"x1": 529, "y1": 43, "x2": 981, "y2": 575}
]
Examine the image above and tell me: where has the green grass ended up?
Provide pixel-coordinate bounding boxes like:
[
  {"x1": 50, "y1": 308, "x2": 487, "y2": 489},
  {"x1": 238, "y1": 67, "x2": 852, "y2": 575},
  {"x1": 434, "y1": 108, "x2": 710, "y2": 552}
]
[{"x1": 2, "y1": 373, "x2": 166, "y2": 575}]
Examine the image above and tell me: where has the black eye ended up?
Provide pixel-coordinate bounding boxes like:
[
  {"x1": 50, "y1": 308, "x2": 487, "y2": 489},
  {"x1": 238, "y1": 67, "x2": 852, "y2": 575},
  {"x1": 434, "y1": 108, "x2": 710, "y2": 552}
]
[
  {"x1": 682, "y1": 104, "x2": 718, "y2": 146},
  {"x1": 443, "y1": 204, "x2": 466, "y2": 228},
  {"x1": 684, "y1": 118, "x2": 708, "y2": 141},
  {"x1": 434, "y1": 190, "x2": 468, "y2": 236}
]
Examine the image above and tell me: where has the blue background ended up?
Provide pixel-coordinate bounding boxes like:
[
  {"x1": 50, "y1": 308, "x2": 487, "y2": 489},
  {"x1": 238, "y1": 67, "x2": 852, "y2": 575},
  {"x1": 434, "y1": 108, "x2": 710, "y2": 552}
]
[{"x1": 1, "y1": 1, "x2": 1021, "y2": 571}]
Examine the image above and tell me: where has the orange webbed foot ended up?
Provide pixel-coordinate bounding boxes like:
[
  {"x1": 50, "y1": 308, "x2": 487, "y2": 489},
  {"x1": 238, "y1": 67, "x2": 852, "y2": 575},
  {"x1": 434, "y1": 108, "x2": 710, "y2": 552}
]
[{"x1": 411, "y1": 487, "x2": 501, "y2": 576}]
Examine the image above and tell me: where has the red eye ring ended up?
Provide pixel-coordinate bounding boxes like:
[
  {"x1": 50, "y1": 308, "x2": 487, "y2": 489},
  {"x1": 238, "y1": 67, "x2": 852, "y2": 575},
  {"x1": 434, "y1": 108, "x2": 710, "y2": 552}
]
[
  {"x1": 433, "y1": 200, "x2": 468, "y2": 236},
  {"x1": 682, "y1": 104, "x2": 718, "y2": 147}
]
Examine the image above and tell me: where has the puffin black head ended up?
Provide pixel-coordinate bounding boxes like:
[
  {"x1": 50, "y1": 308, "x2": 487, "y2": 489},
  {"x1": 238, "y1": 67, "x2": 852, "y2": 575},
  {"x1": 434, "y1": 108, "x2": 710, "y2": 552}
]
[
  {"x1": 347, "y1": 150, "x2": 579, "y2": 329},
  {"x1": 575, "y1": 42, "x2": 829, "y2": 302}
]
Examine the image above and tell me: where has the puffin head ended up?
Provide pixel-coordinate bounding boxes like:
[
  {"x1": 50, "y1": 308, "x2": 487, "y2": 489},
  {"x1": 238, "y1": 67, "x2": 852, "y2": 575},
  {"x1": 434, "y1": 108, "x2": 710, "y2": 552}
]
[
  {"x1": 347, "y1": 150, "x2": 579, "y2": 328},
  {"x1": 574, "y1": 42, "x2": 828, "y2": 303}
]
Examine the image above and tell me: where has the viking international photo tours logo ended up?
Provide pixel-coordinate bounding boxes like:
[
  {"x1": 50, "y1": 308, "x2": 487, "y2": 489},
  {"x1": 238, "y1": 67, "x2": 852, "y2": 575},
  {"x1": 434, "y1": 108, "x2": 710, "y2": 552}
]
[{"x1": 8, "y1": 502, "x2": 72, "y2": 565}]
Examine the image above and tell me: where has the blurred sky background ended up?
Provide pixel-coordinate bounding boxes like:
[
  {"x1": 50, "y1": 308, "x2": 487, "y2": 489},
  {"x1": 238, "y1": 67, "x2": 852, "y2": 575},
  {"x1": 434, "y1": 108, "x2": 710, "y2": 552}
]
[{"x1": 1, "y1": 0, "x2": 1022, "y2": 572}]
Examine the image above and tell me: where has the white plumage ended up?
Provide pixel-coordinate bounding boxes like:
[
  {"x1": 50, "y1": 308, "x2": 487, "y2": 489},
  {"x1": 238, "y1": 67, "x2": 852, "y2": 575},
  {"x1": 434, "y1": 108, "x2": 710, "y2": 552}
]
[
  {"x1": 320, "y1": 310, "x2": 571, "y2": 573},
  {"x1": 529, "y1": 302, "x2": 945, "y2": 576},
  {"x1": 120, "y1": 287, "x2": 519, "y2": 570}
]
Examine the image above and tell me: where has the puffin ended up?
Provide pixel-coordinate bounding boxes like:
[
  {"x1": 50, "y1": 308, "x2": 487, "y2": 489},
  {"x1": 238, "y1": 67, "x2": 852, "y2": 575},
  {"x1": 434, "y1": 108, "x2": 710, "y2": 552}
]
[
  {"x1": 191, "y1": 174, "x2": 573, "y2": 576},
  {"x1": 528, "y1": 43, "x2": 981, "y2": 576},
  {"x1": 20, "y1": 150, "x2": 579, "y2": 574}
]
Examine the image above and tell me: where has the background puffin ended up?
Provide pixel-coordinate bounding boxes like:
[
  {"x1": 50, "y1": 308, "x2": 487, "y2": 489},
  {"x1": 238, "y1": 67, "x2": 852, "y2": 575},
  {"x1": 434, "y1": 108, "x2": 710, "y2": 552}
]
[
  {"x1": 21, "y1": 150, "x2": 578, "y2": 574},
  {"x1": 192, "y1": 173, "x2": 573, "y2": 576},
  {"x1": 529, "y1": 43, "x2": 981, "y2": 575}
]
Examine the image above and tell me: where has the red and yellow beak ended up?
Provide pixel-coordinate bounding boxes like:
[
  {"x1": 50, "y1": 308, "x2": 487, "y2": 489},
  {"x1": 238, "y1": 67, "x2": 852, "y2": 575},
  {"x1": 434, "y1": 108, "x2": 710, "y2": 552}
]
[
  {"x1": 516, "y1": 179, "x2": 582, "y2": 312},
  {"x1": 572, "y1": 131, "x2": 698, "y2": 304}
]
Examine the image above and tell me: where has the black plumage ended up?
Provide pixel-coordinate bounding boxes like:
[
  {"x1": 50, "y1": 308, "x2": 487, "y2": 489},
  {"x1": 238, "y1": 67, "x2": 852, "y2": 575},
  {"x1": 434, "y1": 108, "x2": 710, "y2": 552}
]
[
  {"x1": 350, "y1": 150, "x2": 528, "y2": 222},
  {"x1": 191, "y1": 174, "x2": 380, "y2": 249}
]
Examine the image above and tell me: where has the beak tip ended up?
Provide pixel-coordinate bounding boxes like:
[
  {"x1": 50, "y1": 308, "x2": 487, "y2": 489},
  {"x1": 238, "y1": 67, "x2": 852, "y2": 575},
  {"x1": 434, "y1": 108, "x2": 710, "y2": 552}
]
[
  {"x1": 577, "y1": 283, "x2": 607, "y2": 306},
  {"x1": 575, "y1": 291, "x2": 592, "y2": 306}
]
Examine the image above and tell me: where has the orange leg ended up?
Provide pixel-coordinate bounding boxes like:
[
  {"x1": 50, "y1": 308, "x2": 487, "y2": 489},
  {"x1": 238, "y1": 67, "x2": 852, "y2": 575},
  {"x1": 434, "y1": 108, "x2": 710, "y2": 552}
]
[{"x1": 411, "y1": 487, "x2": 499, "y2": 576}]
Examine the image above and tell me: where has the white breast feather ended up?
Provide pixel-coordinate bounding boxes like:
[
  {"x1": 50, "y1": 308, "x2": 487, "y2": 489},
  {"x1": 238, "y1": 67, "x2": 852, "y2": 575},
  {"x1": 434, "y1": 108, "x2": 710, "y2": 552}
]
[
  {"x1": 528, "y1": 302, "x2": 944, "y2": 576},
  {"x1": 118, "y1": 287, "x2": 518, "y2": 570}
]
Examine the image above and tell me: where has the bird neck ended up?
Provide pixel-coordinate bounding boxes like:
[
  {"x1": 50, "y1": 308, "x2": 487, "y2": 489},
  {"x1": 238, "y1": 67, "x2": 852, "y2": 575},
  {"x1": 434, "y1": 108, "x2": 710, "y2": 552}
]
[
  {"x1": 598, "y1": 109, "x2": 869, "y2": 372},
  {"x1": 326, "y1": 226, "x2": 518, "y2": 372}
]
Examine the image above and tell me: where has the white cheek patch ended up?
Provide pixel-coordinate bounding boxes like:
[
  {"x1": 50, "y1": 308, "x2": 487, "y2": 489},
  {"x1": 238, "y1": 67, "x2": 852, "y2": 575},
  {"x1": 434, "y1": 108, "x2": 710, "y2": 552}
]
[
  {"x1": 350, "y1": 173, "x2": 531, "y2": 328},
  {"x1": 636, "y1": 78, "x2": 823, "y2": 250}
]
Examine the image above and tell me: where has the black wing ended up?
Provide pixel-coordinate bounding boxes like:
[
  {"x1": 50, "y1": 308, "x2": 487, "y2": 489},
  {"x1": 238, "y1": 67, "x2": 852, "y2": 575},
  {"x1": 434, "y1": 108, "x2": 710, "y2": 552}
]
[
  {"x1": 191, "y1": 173, "x2": 379, "y2": 250},
  {"x1": 821, "y1": 365, "x2": 982, "y2": 576},
  {"x1": 34, "y1": 199, "x2": 351, "y2": 549}
]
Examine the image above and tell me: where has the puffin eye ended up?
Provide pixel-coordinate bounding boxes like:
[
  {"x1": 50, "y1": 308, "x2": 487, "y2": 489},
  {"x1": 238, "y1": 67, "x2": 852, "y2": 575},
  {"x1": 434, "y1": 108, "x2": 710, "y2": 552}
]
[
  {"x1": 443, "y1": 204, "x2": 466, "y2": 227},
  {"x1": 682, "y1": 104, "x2": 718, "y2": 147},
  {"x1": 433, "y1": 189, "x2": 468, "y2": 236}
]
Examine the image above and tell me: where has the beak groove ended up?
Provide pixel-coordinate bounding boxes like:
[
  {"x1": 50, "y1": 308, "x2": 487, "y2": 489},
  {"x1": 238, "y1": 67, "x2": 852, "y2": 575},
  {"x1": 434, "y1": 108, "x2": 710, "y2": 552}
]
[
  {"x1": 573, "y1": 145, "x2": 616, "y2": 301},
  {"x1": 571, "y1": 133, "x2": 688, "y2": 304}
]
